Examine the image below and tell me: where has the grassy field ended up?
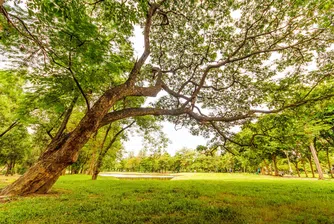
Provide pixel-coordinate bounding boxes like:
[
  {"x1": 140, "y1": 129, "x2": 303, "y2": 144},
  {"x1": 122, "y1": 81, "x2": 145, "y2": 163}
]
[{"x1": 0, "y1": 173, "x2": 333, "y2": 224}]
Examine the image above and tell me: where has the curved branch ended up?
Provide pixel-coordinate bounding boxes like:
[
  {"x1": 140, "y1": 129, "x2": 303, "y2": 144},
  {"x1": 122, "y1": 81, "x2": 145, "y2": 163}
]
[
  {"x1": 99, "y1": 107, "x2": 187, "y2": 128},
  {"x1": 126, "y1": 3, "x2": 161, "y2": 86}
]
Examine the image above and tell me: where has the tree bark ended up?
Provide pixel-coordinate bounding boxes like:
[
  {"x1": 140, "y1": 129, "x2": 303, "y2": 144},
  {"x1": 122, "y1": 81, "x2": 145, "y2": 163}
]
[{"x1": 309, "y1": 141, "x2": 324, "y2": 180}]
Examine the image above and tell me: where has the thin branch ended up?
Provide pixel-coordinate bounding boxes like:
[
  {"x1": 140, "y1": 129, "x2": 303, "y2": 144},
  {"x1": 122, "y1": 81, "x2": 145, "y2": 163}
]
[
  {"x1": 210, "y1": 121, "x2": 249, "y2": 148},
  {"x1": 100, "y1": 123, "x2": 112, "y2": 152},
  {"x1": 101, "y1": 121, "x2": 136, "y2": 156},
  {"x1": 53, "y1": 95, "x2": 79, "y2": 140},
  {"x1": 126, "y1": 2, "x2": 162, "y2": 86},
  {"x1": 68, "y1": 37, "x2": 90, "y2": 111},
  {"x1": 0, "y1": 120, "x2": 19, "y2": 138}
]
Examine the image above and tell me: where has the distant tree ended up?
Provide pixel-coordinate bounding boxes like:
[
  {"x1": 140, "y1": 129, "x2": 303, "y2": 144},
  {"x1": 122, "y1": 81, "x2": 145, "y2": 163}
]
[{"x1": 0, "y1": 125, "x2": 31, "y2": 175}]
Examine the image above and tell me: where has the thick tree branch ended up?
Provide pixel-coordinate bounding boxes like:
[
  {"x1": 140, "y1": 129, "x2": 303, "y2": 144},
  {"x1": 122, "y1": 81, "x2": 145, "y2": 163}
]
[
  {"x1": 126, "y1": 3, "x2": 161, "y2": 86},
  {"x1": 99, "y1": 107, "x2": 188, "y2": 128}
]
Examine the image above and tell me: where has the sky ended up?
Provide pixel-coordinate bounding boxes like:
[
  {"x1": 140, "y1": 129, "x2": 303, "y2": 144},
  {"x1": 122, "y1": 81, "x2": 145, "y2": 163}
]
[{"x1": 124, "y1": 122, "x2": 208, "y2": 156}]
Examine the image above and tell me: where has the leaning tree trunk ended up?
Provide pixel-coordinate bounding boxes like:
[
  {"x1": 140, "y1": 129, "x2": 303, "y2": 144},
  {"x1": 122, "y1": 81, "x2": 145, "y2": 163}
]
[
  {"x1": 0, "y1": 88, "x2": 122, "y2": 196},
  {"x1": 309, "y1": 141, "x2": 324, "y2": 180}
]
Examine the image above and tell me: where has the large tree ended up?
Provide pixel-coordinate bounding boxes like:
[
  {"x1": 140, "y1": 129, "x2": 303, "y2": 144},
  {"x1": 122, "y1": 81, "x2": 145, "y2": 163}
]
[{"x1": 0, "y1": 0, "x2": 333, "y2": 196}]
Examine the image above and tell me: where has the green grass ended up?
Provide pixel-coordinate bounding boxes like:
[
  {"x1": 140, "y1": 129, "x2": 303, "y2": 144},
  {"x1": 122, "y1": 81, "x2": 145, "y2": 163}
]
[{"x1": 0, "y1": 173, "x2": 334, "y2": 224}]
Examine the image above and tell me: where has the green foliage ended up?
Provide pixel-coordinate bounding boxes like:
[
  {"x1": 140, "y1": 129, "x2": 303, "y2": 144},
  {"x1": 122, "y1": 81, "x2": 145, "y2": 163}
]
[
  {"x1": 0, "y1": 125, "x2": 31, "y2": 174},
  {"x1": 0, "y1": 71, "x2": 24, "y2": 130}
]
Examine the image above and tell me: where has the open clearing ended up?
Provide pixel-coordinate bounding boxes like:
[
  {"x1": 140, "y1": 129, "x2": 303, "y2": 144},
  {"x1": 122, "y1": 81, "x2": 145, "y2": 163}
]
[{"x1": 0, "y1": 173, "x2": 333, "y2": 224}]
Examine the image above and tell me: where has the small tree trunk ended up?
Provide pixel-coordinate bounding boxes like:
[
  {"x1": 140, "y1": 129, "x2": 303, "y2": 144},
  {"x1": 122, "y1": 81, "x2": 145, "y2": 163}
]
[
  {"x1": 302, "y1": 160, "x2": 308, "y2": 177},
  {"x1": 309, "y1": 141, "x2": 324, "y2": 180},
  {"x1": 0, "y1": 120, "x2": 19, "y2": 138},
  {"x1": 263, "y1": 160, "x2": 270, "y2": 175},
  {"x1": 307, "y1": 156, "x2": 315, "y2": 178},
  {"x1": 11, "y1": 159, "x2": 16, "y2": 176},
  {"x1": 92, "y1": 121, "x2": 134, "y2": 180},
  {"x1": 294, "y1": 162, "x2": 300, "y2": 177},
  {"x1": 272, "y1": 155, "x2": 279, "y2": 176},
  {"x1": 87, "y1": 144, "x2": 98, "y2": 175},
  {"x1": 325, "y1": 148, "x2": 333, "y2": 178},
  {"x1": 92, "y1": 154, "x2": 103, "y2": 180},
  {"x1": 5, "y1": 161, "x2": 13, "y2": 176},
  {"x1": 285, "y1": 151, "x2": 293, "y2": 174}
]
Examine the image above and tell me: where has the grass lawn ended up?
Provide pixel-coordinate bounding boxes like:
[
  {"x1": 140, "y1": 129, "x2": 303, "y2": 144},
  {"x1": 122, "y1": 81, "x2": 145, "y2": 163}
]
[{"x1": 0, "y1": 173, "x2": 333, "y2": 224}]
